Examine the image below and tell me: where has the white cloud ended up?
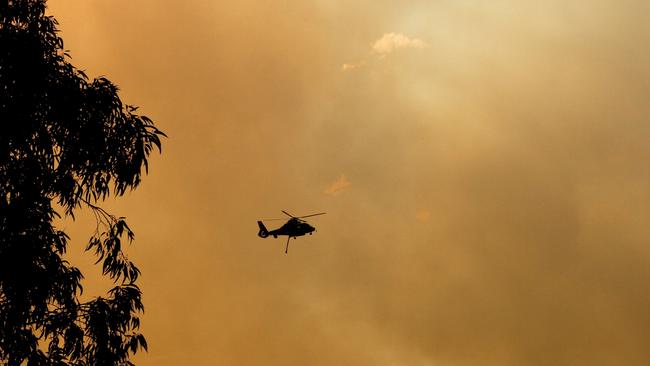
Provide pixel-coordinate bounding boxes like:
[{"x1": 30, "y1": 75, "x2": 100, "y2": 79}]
[
  {"x1": 372, "y1": 33, "x2": 426, "y2": 55},
  {"x1": 324, "y1": 174, "x2": 351, "y2": 196},
  {"x1": 342, "y1": 33, "x2": 426, "y2": 71}
]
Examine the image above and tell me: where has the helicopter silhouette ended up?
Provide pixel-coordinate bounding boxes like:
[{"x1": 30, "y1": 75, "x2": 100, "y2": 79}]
[{"x1": 257, "y1": 210, "x2": 326, "y2": 254}]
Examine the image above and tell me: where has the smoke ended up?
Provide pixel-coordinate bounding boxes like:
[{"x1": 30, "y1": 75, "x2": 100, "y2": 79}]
[
  {"x1": 324, "y1": 174, "x2": 351, "y2": 196},
  {"x1": 49, "y1": 0, "x2": 650, "y2": 365}
]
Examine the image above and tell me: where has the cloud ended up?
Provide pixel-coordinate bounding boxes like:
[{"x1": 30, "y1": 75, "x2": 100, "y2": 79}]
[
  {"x1": 415, "y1": 209, "x2": 431, "y2": 222},
  {"x1": 342, "y1": 32, "x2": 426, "y2": 71},
  {"x1": 341, "y1": 61, "x2": 365, "y2": 72},
  {"x1": 324, "y1": 174, "x2": 351, "y2": 196},
  {"x1": 341, "y1": 62, "x2": 362, "y2": 72},
  {"x1": 372, "y1": 32, "x2": 426, "y2": 55}
]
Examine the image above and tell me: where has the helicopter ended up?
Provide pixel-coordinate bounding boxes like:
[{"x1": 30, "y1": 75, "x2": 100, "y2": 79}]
[{"x1": 257, "y1": 210, "x2": 326, "y2": 254}]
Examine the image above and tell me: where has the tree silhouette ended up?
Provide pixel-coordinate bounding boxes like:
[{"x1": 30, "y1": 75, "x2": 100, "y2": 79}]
[{"x1": 0, "y1": 1, "x2": 165, "y2": 364}]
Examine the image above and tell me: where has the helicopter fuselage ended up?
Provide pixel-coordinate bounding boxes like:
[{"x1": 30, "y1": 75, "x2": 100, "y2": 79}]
[{"x1": 258, "y1": 218, "x2": 315, "y2": 238}]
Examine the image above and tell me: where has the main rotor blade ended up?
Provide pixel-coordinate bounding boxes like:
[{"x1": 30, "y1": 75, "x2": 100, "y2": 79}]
[
  {"x1": 297, "y1": 212, "x2": 326, "y2": 218},
  {"x1": 281, "y1": 210, "x2": 295, "y2": 218},
  {"x1": 261, "y1": 218, "x2": 285, "y2": 221}
]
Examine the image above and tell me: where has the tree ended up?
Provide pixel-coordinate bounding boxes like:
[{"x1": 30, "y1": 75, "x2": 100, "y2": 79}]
[{"x1": 0, "y1": 1, "x2": 165, "y2": 364}]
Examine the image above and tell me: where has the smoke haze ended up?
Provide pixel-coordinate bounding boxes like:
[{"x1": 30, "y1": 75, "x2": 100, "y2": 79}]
[{"x1": 49, "y1": 1, "x2": 650, "y2": 365}]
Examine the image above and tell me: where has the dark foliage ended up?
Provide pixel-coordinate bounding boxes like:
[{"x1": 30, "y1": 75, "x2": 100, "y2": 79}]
[{"x1": 0, "y1": 1, "x2": 165, "y2": 364}]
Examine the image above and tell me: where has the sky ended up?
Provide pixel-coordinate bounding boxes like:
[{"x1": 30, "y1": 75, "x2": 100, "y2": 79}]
[{"x1": 48, "y1": 1, "x2": 649, "y2": 365}]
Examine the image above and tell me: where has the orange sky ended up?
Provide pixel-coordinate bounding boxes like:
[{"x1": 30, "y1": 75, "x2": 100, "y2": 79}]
[{"x1": 49, "y1": 1, "x2": 649, "y2": 365}]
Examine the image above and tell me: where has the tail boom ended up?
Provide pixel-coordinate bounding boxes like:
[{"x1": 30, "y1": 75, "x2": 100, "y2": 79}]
[{"x1": 257, "y1": 221, "x2": 269, "y2": 238}]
